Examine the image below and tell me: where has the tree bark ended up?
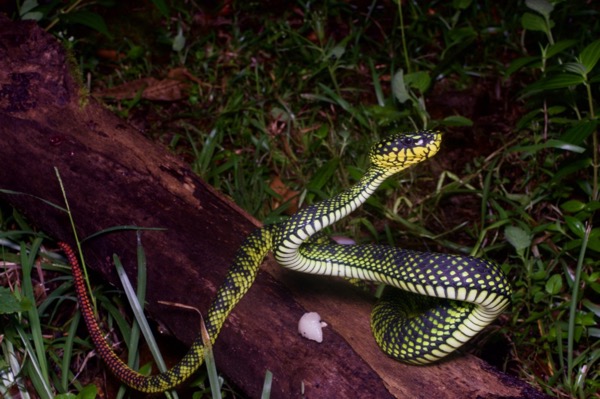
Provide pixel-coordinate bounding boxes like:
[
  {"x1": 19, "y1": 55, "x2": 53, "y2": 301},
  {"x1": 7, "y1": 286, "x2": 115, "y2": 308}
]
[{"x1": 0, "y1": 16, "x2": 546, "y2": 399}]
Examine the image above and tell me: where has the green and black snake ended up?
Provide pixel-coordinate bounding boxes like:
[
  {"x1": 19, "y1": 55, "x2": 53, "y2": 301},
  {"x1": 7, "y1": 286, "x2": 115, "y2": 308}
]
[{"x1": 59, "y1": 129, "x2": 511, "y2": 392}]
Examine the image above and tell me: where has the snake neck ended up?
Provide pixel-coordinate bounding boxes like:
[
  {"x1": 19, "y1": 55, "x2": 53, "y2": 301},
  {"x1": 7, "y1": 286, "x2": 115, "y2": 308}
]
[{"x1": 273, "y1": 166, "x2": 394, "y2": 269}]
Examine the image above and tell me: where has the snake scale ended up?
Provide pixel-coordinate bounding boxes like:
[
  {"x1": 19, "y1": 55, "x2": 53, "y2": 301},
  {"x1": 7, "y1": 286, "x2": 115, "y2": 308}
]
[{"x1": 59, "y1": 130, "x2": 511, "y2": 392}]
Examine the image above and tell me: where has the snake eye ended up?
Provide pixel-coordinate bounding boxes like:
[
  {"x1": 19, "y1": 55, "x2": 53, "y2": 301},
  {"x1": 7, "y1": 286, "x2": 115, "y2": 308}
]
[{"x1": 402, "y1": 137, "x2": 414, "y2": 147}]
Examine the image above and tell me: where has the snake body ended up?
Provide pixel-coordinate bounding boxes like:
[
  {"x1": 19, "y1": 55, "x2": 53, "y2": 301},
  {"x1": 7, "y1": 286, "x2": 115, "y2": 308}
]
[{"x1": 59, "y1": 130, "x2": 511, "y2": 392}]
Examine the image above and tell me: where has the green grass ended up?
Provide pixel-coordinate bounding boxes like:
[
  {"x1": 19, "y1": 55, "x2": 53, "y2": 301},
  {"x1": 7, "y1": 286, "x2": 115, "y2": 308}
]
[{"x1": 2, "y1": 0, "x2": 600, "y2": 397}]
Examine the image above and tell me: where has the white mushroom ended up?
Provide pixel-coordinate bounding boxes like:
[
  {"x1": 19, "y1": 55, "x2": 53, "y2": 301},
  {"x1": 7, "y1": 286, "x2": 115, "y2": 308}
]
[{"x1": 298, "y1": 312, "x2": 327, "y2": 343}]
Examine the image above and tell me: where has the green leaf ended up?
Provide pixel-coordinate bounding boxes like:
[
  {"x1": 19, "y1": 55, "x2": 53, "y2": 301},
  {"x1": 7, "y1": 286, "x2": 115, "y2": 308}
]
[
  {"x1": 510, "y1": 139, "x2": 585, "y2": 154},
  {"x1": 149, "y1": 0, "x2": 170, "y2": 18},
  {"x1": 546, "y1": 105, "x2": 566, "y2": 115},
  {"x1": 563, "y1": 62, "x2": 587, "y2": 76},
  {"x1": 77, "y1": 384, "x2": 98, "y2": 399},
  {"x1": 561, "y1": 200, "x2": 586, "y2": 213},
  {"x1": 404, "y1": 71, "x2": 431, "y2": 93},
  {"x1": 327, "y1": 44, "x2": 346, "y2": 60},
  {"x1": 60, "y1": 11, "x2": 113, "y2": 39},
  {"x1": 546, "y1": 39, "x2": 578, "y2": 59},
  {"x1": 551, "y1": 158, "x2": 592, "y2": 183},
  {"x1": 506, "y1": 56, "x2": 539, "y2": 76},
  {"x1": 20, "y1": 0, "x2": 44, "y2": 21},
  {"x1": 559, "y1": 119, "x2": 597, "y2": 145},
  {"x1": 521, "y1": 12, "x2": 548, "y2": 33},
  {"x1": 0, "y1": 287, "x2": 31, "y2": 314},
  {"x1": 587, "y1": 201, "x2": 600, "y2": 212},
  {"x1": 505, "y1": 226, "x2": 531, "y2": 252},
  {"x1": 564, "y1": 215, "x2": 586, "y2": 238},
  {"x1": 525, "y1": 0, "x2": 554, "y2": 18},
  {"x1": 392, "y1": 69, "x2": 410, "y2": 103},
  {"x1": 587, "y1": 236, "x2": 600, "y2": 252},
  {"x1": 545, "y1": 274, "x2": 563, "y2": 295},
  {"x1": 55, "y1": 394, "x2": 76, "y2": 399},
  {"x1": 525, "y1": 74, "x2": 585, "y2": 93},
  {"x1": 172, "y1": 25, "x2": 186, "y2": 52},
  {"x1": 440, "y1": 115, "x2": 473, "y2": 126},
  {"x1": 579, "y1": 39, "x2": 600, "y2": 74},
  {"x1": 582, "y1": 299, "x2": 600, "y2": 318},
  {"x1": 19, "y1": 0, "x2": 39, "y2": 15},
  {"x1": 452, "y1": 0, "x2": 472, "y2": 9},
  {"x1": 307, "y1": 158, "x2": 340, "y2": 192}
]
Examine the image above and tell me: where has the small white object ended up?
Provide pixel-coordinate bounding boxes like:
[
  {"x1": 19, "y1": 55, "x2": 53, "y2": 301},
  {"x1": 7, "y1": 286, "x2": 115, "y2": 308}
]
[
  {"x1": 298, "y1": 312, "x2": 327, "y2": 343},
  {"x1": 331, "y1": 236, "x2": 356, "y2": 245}
]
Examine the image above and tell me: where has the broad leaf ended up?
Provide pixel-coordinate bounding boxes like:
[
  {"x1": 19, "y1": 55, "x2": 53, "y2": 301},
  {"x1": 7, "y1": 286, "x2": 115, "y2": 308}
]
[
  {"x1": 452, "y1": 0, "x2": 472, "y2": 9},
  {"x1": 392, "y1": 69, "x2": 411, "y2": 103},
  {"x1": 521, "y1": 12, "x2": 548, "y2": 34},
  {"x1": 523, "y1": 74, "x2": 585, "y2": 95},
  {"x1": 505, "y1": 226, "x2": 531, "y2": 252},
  {"x1": 525, "y1": 0, "x2": 554, "y2": 18},
  {"x1": 545, "y1": 274, "x2": 563, "y2": 295},
  {"x1": 546, "y1": 39, "x2": 578, "y2": 59},
  {"x1": 440, "y1": 115, "x2": 473, "y2": 126},
  {"x1": 60, "y1": 11, "x2": 113, "y2": 39},
  {"x1": 564, "y1": 215, "x2": 586, "y2": 238},
  {"x1": 0, "y1": 287, "x2": 31, "y2": 314},
  {"x1": 559, "y1": 119, "x2": 597, "y2": 146},
  {"x1": 579, "y1": 39, "x2": 600, "y2": 74},
  {"x1": 561, "y1": 200, "x2": 586, "y2": 213},
  {"x1": 404, "y1": 71, "x2": 431, "y2": 93}
]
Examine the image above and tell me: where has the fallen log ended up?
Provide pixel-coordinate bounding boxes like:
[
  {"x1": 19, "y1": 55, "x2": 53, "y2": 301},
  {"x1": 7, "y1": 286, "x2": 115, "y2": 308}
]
[{"x1": 0, "y1": 16, "x2": 547, "y2": 398}]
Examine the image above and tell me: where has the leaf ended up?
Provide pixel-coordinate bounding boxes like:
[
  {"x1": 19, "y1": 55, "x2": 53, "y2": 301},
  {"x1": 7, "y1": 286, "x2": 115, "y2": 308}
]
[
  {"x1": 505, "y1": 226, "x2": 531, "y2": 252},
  {"x1": 510, "y1": 139, "x2": 585, "y2": 154},
  {"x1": 521, "y1": 12, "x2": 548, "y2": 33},
  {"x1": 586, "y1": 201, "x2": 600, "y2": 212},
  {"x1": 392, "y1": 69, "x2": 410, "y2": 103},
  {"x1": 452, "y1": 0, "x2": 472, "y2": 9},
  {"x1": 307, "y1": 158, "x2": 340, "y2": 192},
  {"x1": 60, "y1": 11, "x2": 113, "y2": 39},
  {"x1": 547, "y1": 106, "x2": 567, "y2": 115},
  {"x1": 525, "y1": 0, "x2": 554, "y2": 17},
  {"x1": 404, "y1": 71, "x2": 431, "y2": 93},
  {"x1": 582, "y1": 299, "x2": 600, "y2": 318},
  {"x1": 561, "y1": 200, "x2": 586, "y2": 213},
  {"x1": 77, "y1": 384, "x2": 98, "y2": 399},
  {"x1": 551, "y1": 158, "x2": 592, "y2": 183},
  {"x1": 579, "y1": 39, "x2": 600, "y2": 74},
  {"x1": 327, "y1": 44, "x2": 346, "y2": 60},
  {"x1": 149, "y1": 0, "x2": 170, "y2": 18},
  {"x1": 545, "y1": 274, "x2": 563, "y2": 295},
  {"x1": 563, "y1": 62, "x2": 587, "y2": 76},
  {"x1": 564, "y1": 215, "x2": 586, "y2": 238},
  {"x1": 0, "y1": 287, "x2": 31, "y2": 314},
  {"x1": 559, "y1": 119, "x2": 597, "y2": 145},
  {"x1": 19, "y1": 0, "x2": 39, "y2": 15},
  {"x1": 587, "y1": 236, "x2": 600, "y2": 252},
  {"x1": 172, "y1": 25, "x2": 186, "y2": 52},
  {"x1": 20, "y1": 0, "x2": 44, "y2": 21},
  {"x1": 525, "y1": 74, "x2": 585, "y2": 92},
  {"x1": 506, "y1": 56, "x2": 539, "y2": 76},
  {"x1": 440, "y1": 115, "x2": 473, "y2": 126},
  {"x1": 546, "y1": 39, "x2": 578, "y2": 59}
]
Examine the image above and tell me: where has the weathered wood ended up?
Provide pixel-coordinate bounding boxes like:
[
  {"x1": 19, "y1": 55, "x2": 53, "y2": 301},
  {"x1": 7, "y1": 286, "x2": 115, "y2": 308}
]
[{"x1": 0, "y1": 16, "x2": 546, "y2": 399}]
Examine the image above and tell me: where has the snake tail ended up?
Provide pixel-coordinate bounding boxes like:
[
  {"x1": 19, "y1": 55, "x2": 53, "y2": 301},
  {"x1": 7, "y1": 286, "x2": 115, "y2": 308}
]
[{"x1": 58, "y1": 225, "x2": 273, "y2": 393}]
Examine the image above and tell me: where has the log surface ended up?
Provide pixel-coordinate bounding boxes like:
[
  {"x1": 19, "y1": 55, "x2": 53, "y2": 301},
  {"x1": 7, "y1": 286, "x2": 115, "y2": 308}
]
[{"x1": 0, "y1": 16, "x2": 546, "y2": 399}]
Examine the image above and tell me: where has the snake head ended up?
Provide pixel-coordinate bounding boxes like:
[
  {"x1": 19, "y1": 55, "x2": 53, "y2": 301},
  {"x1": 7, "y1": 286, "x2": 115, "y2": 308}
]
[{"x1": 370, "y1": 130, "x2": 442, "y2": 171}]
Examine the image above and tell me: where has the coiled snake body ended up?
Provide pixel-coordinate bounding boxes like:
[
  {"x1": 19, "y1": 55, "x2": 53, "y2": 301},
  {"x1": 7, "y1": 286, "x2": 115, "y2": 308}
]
[{"x1": 59, "y1": 130, "x2": 511, "y2": 393}]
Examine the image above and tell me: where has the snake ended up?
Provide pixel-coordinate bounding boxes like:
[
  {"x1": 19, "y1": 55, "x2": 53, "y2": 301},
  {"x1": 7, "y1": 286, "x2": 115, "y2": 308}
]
[{"x1": 58, "y1": 129, "x2": 511, "y2": 393}]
